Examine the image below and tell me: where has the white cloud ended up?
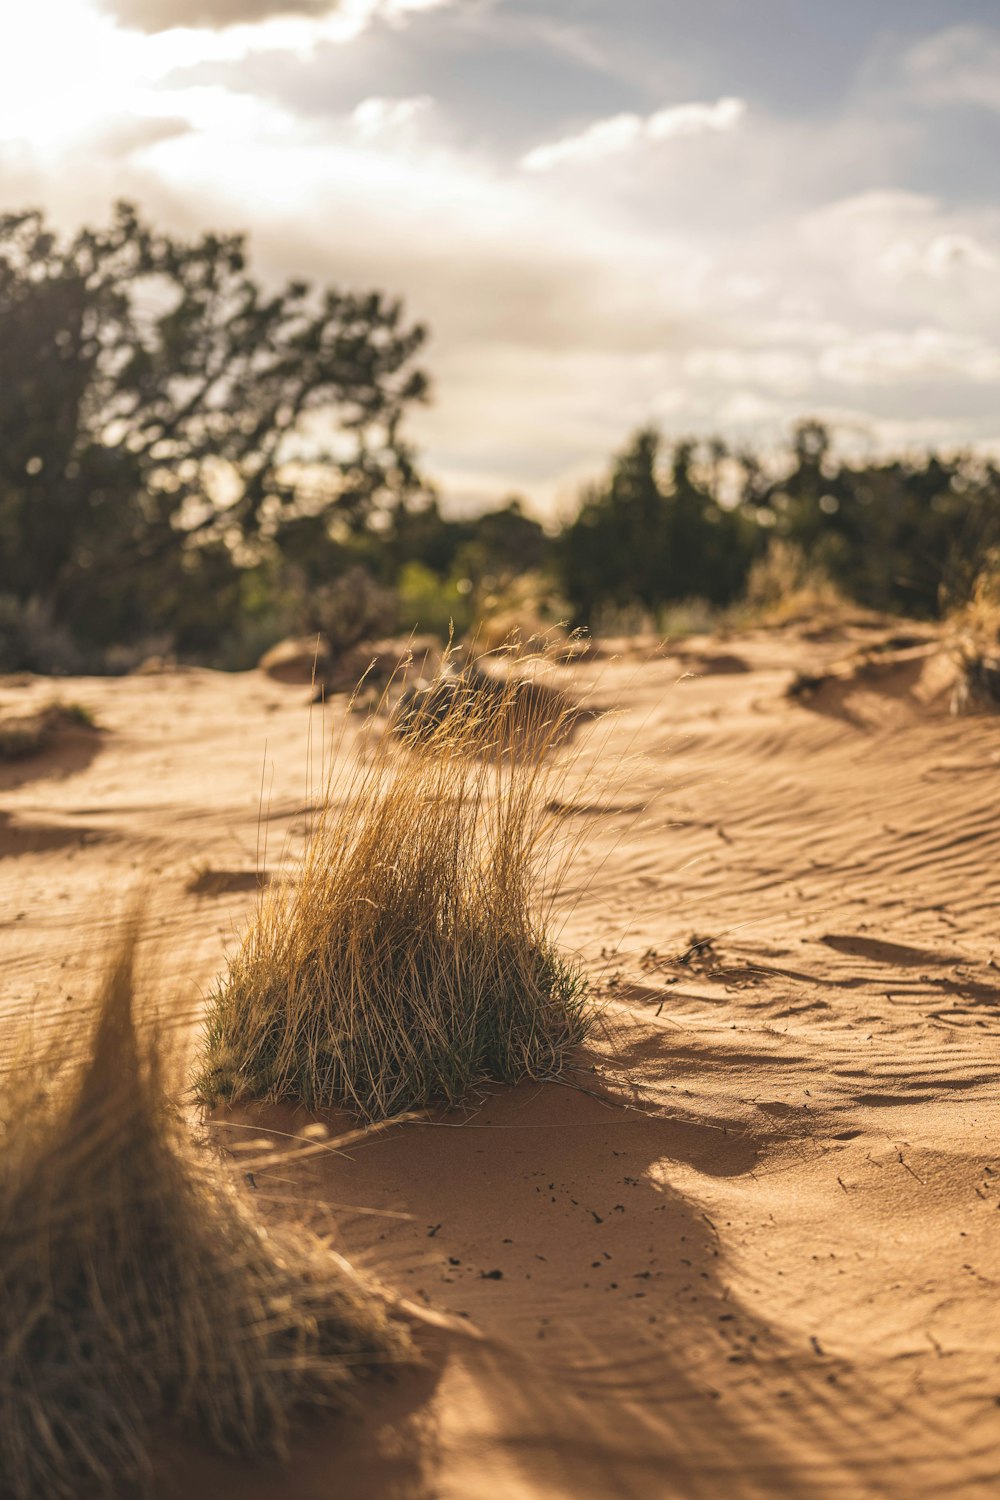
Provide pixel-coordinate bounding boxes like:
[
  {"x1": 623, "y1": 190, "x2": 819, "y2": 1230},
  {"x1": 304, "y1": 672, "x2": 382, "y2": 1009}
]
[
  {"x1": 521, "y1": 96, "x2": 746, "y2": 172},
  {"x1": 819, "y1": 329, "x2": 1000, "y2": 387},
  {"x1": 647, "y1": 97, "x2": 746, "y2": 141},
  {"x1": 903, "y1": 25, "x2": 1000, "y2": 112},
  {"x1": 103, "y1": 0, "x2": 454, "y2": 37},
  {"x1": 522, "y1": 113, "x2": 643, "y2": 171},
  {"x1": 381, "y1": 0, "x2": 453, "y2": 17},
  {"x1": 684, "y1": 347, "x2": 813, "y2": 396},
  {"x1": 879, "y1": 232, "x2": 996, "y2": 279},
  {"x1": 351, "y1": 95, "x2": 433, "y2": 139},
  {"x1": 794, "y1": 191, "x2": 1000, "y2": 311}
]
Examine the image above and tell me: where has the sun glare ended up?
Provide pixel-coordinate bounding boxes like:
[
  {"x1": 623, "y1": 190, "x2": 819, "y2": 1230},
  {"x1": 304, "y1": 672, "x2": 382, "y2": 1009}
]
[{"x1": 0, "y1": 0, "x2": 382, "y2": 150}]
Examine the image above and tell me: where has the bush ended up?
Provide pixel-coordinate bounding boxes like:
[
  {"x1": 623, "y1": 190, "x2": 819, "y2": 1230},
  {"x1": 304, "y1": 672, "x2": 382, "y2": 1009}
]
[
  {"x1": 196, "y1": 650, "x2": 590, "y2": 1121},
  {"x1": 395, "y1": 560, "x2": 475, "y2": 638},
  {"x1": 305, "y1": 565, "x2": 399, "y2": 652},
  {"x1": 0, "y1": 699, "x2": 97, "y2": 760},
  {"x1": 949, "y1": 549, "x2": 1000, "y2": 713},
  {"x1": 0, "y1": 923, "x2": 403, "y2": 1500},
  {"x1": 0, "y1": 595, "x2": 89, "y2": 676},
  {"x1": 743, "y1": 539, "x2": 845, "y2": 624}
]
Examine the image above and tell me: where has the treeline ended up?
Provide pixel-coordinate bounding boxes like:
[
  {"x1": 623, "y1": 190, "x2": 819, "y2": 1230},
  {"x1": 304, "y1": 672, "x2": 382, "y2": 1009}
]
[
  {"x1": 0, "y1": 203, "x2": 997, "y2": 673},
  {"x1": 559, "y1": 421, "x2": 1000, "y2": 625}
]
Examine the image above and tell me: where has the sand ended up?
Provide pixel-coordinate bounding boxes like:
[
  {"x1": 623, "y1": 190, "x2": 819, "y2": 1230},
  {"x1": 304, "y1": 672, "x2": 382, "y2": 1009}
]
[{"x1": 2, "y1": 623, "x2": 998, "y2": 1498}]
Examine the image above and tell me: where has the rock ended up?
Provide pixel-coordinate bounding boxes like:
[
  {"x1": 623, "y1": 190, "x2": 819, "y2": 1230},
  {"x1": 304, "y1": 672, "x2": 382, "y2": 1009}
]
[
  {"x1": 258, "y1": 636, "x2": 334, "y2": 686},
  {"x1": 354, "y1": 635, "x2": 440, "y2": 679},
  {"x1": 263, "y1": 633, "x2": 443, "y2": 697},
  {"x1": 314, "y1": 636, "x2": 442, "y2": 699}
]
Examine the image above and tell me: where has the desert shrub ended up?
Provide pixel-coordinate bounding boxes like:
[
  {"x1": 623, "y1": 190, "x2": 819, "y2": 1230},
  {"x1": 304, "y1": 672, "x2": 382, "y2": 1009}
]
[
  {"x1": 395, "y1": 559, "x2": 478, "y2": 637},
  {"x1": 305, "y1": 565, "x2": 399, "y2": 652},
  {"x1": 656, "y1": 598, "x2": 721, "y2": 640},
  {"x1": 196, "y1": 650, "x2": 590, "y2": 1121},
  {"x1": 0, "y1": 924, "x2": 403, "y2": 1500},
  {"x1": 589, "y1": 600, "x2": 660, "y2": 639},
  {"x1": 0, "y1": 595, "x2": 90, "y2": 675},
  {"x1": 392, "y1": 650, "x2": 581, "y2": 760},
  {"x1": 743, "y1": 539, "x2": 845, "y2": 624},
  {"x1": 949, "y1": 549, "x2": 1000, "y2": 713},
  {"x1": 0, "y1": 699, "x2": 97, "y2": 760},
  {"x1": 470, "y1": 571, "x2": 570, "y2": 654}
]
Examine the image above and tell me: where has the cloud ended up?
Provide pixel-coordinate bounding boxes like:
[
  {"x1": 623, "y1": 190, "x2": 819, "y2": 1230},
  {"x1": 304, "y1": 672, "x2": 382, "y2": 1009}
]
[
  {"x1": 879, "y1": 232, "x2": 996, "y2": 279},
  {"x1": 903, "y1": 25, "x2": 1000, "y2": 112},
  {"x1": 819, "y1": 329, "x2": 1000, "y2": 387},
  {"x1": 646, "y1": 97, "x2": 746, "y2": 141},
  {"x1": 684, "y1": 347, "x2": 813, "y2": 397},
  {"x1": 106, "y1": 0, "x2": 333, "y2": 26},
  {"x1": 79, "y1": 113, "x2": 195, "y2": 158},
  {"x1": 102, "y1": 0, "x2": 452, "y2": 36},
  {"x1": 520, "y1": 96, "x2": 745, "y2": 172},
  {"x1": 350, "y1": 94, "x2": 433, "y2": 139}
]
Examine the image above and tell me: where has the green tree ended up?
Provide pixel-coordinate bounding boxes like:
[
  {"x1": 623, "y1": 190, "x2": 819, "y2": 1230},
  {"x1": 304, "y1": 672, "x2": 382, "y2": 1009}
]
[
  {"x1": 0, "y1": 201, "x2": 428, "y2": 653},
  {"x1": 756, "y1": 422, "x2": 1000, "y2": 616},
  {"x1": 558, "y1": 428, "x2": 757, "y2": 623}
]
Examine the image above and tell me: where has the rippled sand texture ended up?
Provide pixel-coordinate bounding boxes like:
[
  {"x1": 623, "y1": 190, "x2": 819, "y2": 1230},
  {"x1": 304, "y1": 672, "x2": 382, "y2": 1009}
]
[{"x1": 2, "y1": 624, "x2": 998, "y2": 1500}]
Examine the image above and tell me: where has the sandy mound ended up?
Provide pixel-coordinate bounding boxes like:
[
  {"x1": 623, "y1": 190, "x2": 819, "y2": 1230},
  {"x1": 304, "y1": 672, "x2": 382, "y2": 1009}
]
[
  {"x1": 0, "y1": 696, "x2": 103, "y2": 791},
  {"x1": 787, "y1": 638, "x2": 959, "y2": 729}
]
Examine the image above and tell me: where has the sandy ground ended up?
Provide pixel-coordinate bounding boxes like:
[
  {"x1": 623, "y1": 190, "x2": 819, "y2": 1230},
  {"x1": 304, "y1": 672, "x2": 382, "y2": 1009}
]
[{"x1": 2, "y1": 624, "x2": 999, "y2": 1499}]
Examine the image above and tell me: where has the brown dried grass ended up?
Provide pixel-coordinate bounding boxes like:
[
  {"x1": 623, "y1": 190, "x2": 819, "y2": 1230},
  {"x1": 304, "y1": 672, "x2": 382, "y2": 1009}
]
[
  {"x1": 949, "y1": 549, "x2": 1000, "y2": 712},
  {"x1": 0, "y1": 924, "x2": 404, "y2": 1500},
  {"x1": 196, "y1": 645, "x2": 591, "y2": 1122}
]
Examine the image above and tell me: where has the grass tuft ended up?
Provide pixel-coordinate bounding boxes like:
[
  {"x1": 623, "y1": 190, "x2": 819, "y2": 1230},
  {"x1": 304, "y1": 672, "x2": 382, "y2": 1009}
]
[
  {"x1": 0, "y1": 922, "x2": 404, "y2": 1500},
  {"x1": 949, "y1": 549, "x2": 1000, "y2": 713},
  {"x1": 743, "y1": 539, "x2": 848, "y2": 626},
  {"x1": 0, "y1": 699, "x2": 97, "y2": 760},
  {"x1": 196, "y1": 646, "x2": 592, "y2": 1122}
]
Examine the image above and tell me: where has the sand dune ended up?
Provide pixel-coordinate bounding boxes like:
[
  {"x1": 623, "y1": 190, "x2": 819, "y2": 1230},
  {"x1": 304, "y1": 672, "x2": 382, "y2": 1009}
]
[{"x1": 2, "y1": 624, "x2": 998, "y2": 1498}]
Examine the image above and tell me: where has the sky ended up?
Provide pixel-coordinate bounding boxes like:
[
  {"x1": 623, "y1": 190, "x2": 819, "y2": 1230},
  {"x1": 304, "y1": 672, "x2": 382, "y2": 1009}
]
[{"x1": 2, "y1": 0, "x2": 999, "y2": 517}]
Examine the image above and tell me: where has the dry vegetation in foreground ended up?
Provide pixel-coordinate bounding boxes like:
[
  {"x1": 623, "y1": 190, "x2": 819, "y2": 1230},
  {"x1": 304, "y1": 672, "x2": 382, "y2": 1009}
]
[
  {"x1": 0, "y1": 925, "x2": 404, "y2": 1500},
  {"x1": 196, "y1": 646, "x2": 591, "y2": 1122}
]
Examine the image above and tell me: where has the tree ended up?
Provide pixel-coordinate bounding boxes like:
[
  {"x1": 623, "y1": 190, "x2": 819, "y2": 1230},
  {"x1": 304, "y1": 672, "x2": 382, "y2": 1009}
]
[
  {"x1": 558, "y1": 428, "x2": 757, "y2": 624},
  {"x1": 0, "y1": 201, "x2": 429, "y2": 650},
  {"x1": 754, "y1": 422, "x2": 1000, "y2": 616}
]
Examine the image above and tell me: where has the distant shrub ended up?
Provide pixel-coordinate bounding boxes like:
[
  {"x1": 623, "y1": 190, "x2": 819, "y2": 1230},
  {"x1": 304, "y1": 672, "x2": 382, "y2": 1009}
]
[
  {"x1": 743, "y1": 539, "x2": 845, "y2": 624},
  {"x1": 306, "y1": 565, "x2": 399, "y2": 652},
  {"x1": 949, "y1": 549, "x2": 1000, "y2": 713},
  {"x1": 0, "y1": 596, "x2": 89, "y2": 676},
  {"x1": 396, "y1": 560, "x2": 475, "y2": 638},
  {"x1": 0, "y1": 699, "x2": 98, "y2": 761}
]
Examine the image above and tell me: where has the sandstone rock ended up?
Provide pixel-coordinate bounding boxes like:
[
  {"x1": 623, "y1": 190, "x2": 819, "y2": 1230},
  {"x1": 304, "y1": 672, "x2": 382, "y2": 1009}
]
[{"x1": 258, "y1": 636, "x2": 334, "y2": 686}]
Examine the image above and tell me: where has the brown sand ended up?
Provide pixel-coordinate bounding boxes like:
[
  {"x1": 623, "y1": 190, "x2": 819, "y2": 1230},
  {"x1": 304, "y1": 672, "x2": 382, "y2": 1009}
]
[{"x1": 2, "y1": 625, "x2": 998, "y2": 1498}]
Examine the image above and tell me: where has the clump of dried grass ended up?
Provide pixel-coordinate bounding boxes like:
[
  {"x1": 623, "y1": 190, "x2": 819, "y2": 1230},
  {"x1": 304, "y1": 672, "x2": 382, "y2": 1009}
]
[
  {"x1": 0, "y1": 925, "x2": 404, "y2": 1500},
  {"x1": 949, "y1": 549, "x2": 1000, "y2": 713},
  {"x1": 743, "y1": 539, "x2": 847, "y2": 626},
  {"x1": 196, "y1": 646, "x2": 591, "y2": 1122},
  {"x1": 0, "y1": 699, "x2": 96, "y2": 760},
  {"x1": 392, "y1": 643, "x2": 582, "y2": 757},
  {"x1": 470, "y1": 574, "x2": 572, "y2": 655}
]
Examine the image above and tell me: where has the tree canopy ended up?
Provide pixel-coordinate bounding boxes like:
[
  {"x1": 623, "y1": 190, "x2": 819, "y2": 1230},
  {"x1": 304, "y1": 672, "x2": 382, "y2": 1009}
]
[
  {"x1": 0, "y1": 201, "x2": 429, "y2": 649},
  {"x1": 558, "y1": 422, "x2": 1000, "y2": 625}
]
